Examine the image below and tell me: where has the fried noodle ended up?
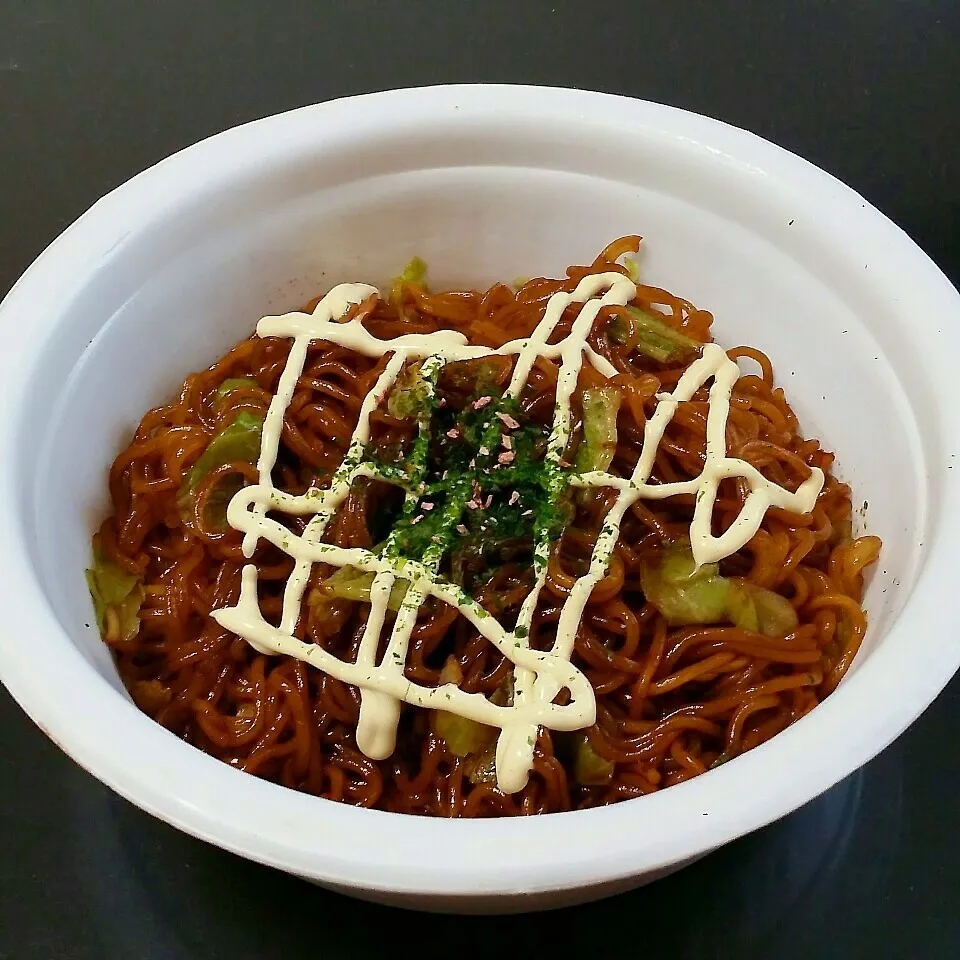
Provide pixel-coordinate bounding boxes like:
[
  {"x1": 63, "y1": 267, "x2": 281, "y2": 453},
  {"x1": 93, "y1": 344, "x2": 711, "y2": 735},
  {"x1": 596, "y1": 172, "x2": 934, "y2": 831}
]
[{"x1": 94, "y1": 237, "x2": 881, "y2": 816}]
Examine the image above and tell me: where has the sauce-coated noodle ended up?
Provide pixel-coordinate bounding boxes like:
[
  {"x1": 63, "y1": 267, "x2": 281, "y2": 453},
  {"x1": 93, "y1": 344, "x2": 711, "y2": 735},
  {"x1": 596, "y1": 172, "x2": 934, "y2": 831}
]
[{"x1": 93, "y1": 238, "x2": 880, "y2": 815}]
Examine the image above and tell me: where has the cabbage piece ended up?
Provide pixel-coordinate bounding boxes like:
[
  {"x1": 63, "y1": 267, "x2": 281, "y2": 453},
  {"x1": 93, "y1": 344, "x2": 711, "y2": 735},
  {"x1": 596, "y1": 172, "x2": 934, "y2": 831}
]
[
  {"x1": 214, "y1": 377, "x2": 260, "y2": 401},
  {"x1": 727, "y1": 580, "x2": 799, "y2": 637},
  {"x1": 641, "y1": 540, "x2": 799, "y2": 636},
  {"x1": 574, "y1": 734, "x2": 615, "y2": 786},
  {"x1": 725, "y1": 582, "x2": 760, "y2": 632},
  {"x1": 640, "y1": 541, "x2": 731, "y2": 626},
  {"x1": 386, "y1": 361, "x2": 431, "y2": 419},
  {"x1": 85, "y1": 547, "x2": 144, "y2": 643},
  {"x1": 390, "y1": 256, "x2": 429, "y2": 301},
  {"x1": 467, "y1": 744, "x2": 498, "y2": 784},
  {"x1": 318, "y1": 565, "x2": 409, "y2": 611},
  {"x1": 439, "y1": 670, "x2": 512, "y2": 773},
  {"x1": 434, "y1": 657, "x2": 496, "y2": 759},
  {"x1": 575, "y1": 386, "x2": 622, "y2": 473},
  {"x1": 177, "y1": 410, "x2": 263, "y2": 529},
  {"x1": 436, "y1": 711, "x2": 497, "y2": 758},
  {"x1": 440, "y1": 356, "x2": 513, "y2": 399},
  {"x1": 622, "y1": 306, "x2": 699, "y2": 363},
  {"x1": 607, "y1": 314, "x2": 639, "y2": 352},
  {"x1": 130, "y1": 679, "x2": 172, "y2": 714},
  {"x1": 185, "y1": 411, "x2": 263, "y2": 490}
]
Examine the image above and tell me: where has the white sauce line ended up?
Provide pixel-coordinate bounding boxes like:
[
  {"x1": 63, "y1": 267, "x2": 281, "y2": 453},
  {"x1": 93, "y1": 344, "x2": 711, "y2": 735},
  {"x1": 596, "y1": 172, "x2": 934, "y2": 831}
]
[{"x1": 212, "y1": 275, "x2": 824, "y2": 794}]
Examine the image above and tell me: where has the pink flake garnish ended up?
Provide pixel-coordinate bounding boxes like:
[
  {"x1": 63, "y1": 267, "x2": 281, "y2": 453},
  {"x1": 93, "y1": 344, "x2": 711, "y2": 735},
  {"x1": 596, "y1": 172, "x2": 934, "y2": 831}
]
[
  {"x1": 472, "y1": 396, "x2": 493, "y2": 410},
  {"x1": 478, "y1": 445, "x2": 490, "y2": 457},
  {"x1": 446, "y1": 428, "x2": 460, "y2": 439},
  {"x1": 502, "y1": 435, "x2": 513, "y2": 451},
  {"x1": 508, "y1": 490, "x2": 521, "y2": 506},
  {"x1": 496, "y1": 412, "x2": 520, "y2": 430},
  {"x1": 421, "y1": 502, "x2": 434, "y2": 511},
  {"x1": 498, "y1": 450, "x2": 516, "y2": 465}
]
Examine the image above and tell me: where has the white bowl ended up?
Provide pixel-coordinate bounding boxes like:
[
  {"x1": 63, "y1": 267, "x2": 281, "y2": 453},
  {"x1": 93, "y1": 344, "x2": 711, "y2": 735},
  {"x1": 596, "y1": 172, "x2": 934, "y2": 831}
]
[{"x1": 1, "y1": 85, "x2": 958, "y2": 913}]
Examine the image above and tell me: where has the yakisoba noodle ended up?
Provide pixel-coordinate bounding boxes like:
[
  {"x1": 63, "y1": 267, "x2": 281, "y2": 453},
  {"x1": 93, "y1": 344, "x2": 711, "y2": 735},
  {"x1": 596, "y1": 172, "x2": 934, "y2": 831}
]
[{"x1": 89, "y1": 237, "x2": 881, "y2": 816}]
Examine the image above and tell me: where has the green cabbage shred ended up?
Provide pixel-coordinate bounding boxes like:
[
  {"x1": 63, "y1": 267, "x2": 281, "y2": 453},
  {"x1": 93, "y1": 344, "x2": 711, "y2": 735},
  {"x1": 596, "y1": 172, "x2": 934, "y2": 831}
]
[
  {"x1": 390, "y1": 256, "x2": 429, "y2": 302},
  {"x1": 611, "y1": 306, "x2": 700, "y2": 363},
  {"x1": 214, "y1": 377, "x2": 261, "y2": 401},
  {"x1": 386, "y1": 361, "x2": 431, "y2": 420},
  {"x1": 85, "y1": 546, "x2": 144, "y2": 643},
  {"x1": 574, "y1": 734, "x2": 615, "y2": 786},
  {"x1": 575, "y1": 386, "x2": 622, "y2": 473},
  {"x1": 640, "y1": 540, "x2": 798, "y2": 636},
  {"x1": 176, "y1": 408, "x2": 264, "y2": 529},
  {"x1": 317, "y1": 565, "x2": 409, "y2": 611}
]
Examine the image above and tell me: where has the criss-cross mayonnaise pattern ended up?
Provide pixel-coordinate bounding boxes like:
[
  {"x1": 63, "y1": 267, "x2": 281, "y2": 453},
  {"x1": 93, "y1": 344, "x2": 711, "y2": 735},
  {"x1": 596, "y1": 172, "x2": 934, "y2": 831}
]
[{"x1": 212, "y1": 274, "x2": 824, "y2": 793}]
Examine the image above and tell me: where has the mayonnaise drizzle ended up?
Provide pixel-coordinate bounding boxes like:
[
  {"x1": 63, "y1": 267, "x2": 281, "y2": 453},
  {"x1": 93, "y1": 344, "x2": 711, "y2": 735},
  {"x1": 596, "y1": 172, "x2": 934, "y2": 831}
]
[{"x1": 212, "y1": 274, "x2": 824, "y2": 794}]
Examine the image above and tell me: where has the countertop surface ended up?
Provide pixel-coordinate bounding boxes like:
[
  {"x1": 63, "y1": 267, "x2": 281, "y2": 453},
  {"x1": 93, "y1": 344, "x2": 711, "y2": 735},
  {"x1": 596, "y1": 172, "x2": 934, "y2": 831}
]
[{"x1": 1, "y1": 3, "x2": 958, "y2": 958}]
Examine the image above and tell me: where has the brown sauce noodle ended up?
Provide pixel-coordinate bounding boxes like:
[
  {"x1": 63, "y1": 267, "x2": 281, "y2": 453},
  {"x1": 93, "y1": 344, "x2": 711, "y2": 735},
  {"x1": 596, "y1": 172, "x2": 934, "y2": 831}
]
[{"x1": 96, "y1": 237, "x2": 881, "y2": 816}]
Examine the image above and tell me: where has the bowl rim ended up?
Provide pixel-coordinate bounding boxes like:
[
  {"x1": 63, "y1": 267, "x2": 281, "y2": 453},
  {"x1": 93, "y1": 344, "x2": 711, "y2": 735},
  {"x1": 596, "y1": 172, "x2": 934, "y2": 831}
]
[{"x1": 1, "y1": 83, "x2": 959, "y2": 898}]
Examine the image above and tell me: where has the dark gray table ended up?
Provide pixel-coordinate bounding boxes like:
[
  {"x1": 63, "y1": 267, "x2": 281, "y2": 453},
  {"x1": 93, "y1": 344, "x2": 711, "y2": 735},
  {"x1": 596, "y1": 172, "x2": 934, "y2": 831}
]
[{"x1": 2, "y1": 3, "x2": 958, "y2": 958}]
